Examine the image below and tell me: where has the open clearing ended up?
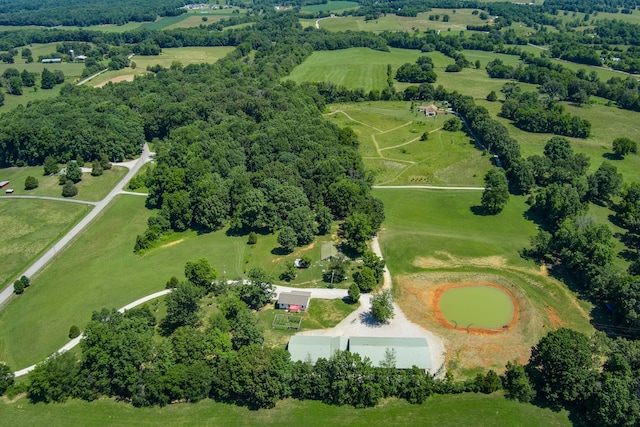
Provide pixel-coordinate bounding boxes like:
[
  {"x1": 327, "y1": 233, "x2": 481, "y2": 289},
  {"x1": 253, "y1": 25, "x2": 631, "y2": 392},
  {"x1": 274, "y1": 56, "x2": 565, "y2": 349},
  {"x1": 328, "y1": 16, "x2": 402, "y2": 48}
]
[
  {"x1": 374, "y1": 188, "x2": 592, "y2": 376},
  {"x1": 94, "y1": 74, "x2": 135, "y2": 87},
  {"x1": 0, "y1": 166, "x2": 127, "y2": 202},
  {"x1": 325, "y1": 101, "x2": 491, "y2": 186},
  {"x1": 0, "y1": 195, "x2": 341, "y2": 369},
  {"x1": 0, "y1": 199, "x2": 89, "y2": 289},
  {"x1": 0, "y1": 393, "x2": 571, "y2": 426}
]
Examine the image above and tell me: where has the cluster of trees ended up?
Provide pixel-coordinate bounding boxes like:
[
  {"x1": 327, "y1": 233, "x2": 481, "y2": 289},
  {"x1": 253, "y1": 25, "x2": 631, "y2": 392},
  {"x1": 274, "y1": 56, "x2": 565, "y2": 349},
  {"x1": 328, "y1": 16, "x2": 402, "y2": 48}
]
[
  {"x1": 394, "y1": 56, "x2": 437, "y2": 83},
  {"x1": 500, "y1": 88, "x2": 591, "y2": 138},
  {"x1": 0, "y1": 0, "x2": 186, "y2": 27}
]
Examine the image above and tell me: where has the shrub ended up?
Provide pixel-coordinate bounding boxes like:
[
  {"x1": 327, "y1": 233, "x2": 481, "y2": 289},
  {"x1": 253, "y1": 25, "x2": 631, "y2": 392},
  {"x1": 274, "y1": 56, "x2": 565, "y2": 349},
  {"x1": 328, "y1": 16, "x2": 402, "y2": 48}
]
[
  {"x1": 62, "y1": 180, "x2": 78, "y2": 197},
  {"x1": 247, "y1": 231, "x2": 258, "y2": 245},
  {"x1": 68, "y1": 325, "x2": 80, "y2": 339},
  {"x1": 24, "y1": 175, "x2": 39, "y2": 189}
]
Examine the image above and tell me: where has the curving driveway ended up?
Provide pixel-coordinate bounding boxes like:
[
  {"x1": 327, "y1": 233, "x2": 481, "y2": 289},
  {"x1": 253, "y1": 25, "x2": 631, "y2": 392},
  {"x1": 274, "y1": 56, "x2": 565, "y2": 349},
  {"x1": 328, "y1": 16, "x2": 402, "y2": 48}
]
[{"x1": 0, "y1": 144, "x2": 152, "y2": 309}]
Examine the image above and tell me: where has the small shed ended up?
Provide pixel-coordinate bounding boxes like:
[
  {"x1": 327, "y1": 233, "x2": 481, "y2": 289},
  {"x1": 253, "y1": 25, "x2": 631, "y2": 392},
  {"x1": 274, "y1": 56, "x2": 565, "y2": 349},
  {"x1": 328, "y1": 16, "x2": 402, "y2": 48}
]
[
  {"x1": 348, "y1": 337, "x2": 431, "y2": 370},
  {"x1": 287, "y1": 335, "x2": 348, "y2": 364},
  {"x1": 277, "y1": 290, "x2": 311, "y2": 311},
  {"x1": 0, "y1": 180, "x2": 9, "y2": 188},
  {"x1": 320, "y1": 242, "x2": 338, "y2": 261}
]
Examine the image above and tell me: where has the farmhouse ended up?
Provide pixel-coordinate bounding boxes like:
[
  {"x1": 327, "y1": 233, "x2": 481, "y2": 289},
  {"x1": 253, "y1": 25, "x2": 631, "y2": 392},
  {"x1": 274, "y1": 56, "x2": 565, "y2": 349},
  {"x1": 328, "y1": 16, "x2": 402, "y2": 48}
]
[
  {"x1": 320, "y1": 242, "x2": 338, "y2": 261},
  {"x1": 418, "y1": 104, "x2": 438, "y2": 117},
  {"x1": 348, "y1": 337, "x2": 431, "y2": 369},
  {"x1": 0, "y1": 180, "x2": 9, "y2": 188},
  {"x1": 277, "y1": 290, "x2": 311, "y2": 311},
  {"x1": 287, "y1": 335, "x2": 348, "y2": 363}
]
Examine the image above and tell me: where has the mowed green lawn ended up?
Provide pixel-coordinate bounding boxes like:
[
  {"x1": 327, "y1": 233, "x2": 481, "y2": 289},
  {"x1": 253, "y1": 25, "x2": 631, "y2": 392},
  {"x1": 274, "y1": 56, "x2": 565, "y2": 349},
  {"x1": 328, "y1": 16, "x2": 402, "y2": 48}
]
[
  {"x1": 287, "y1": 47, "x2": 427, "y2": 92},
  {"x1": 374, "y1": 189, "x2": 538, "y2": 274},
  {"x1": 0, "y1": 166, "x2": 127, "y2": 202},
  {"x1": 0, "y1": 195, "x2": 339, "y2": 369},
  {"x1": 325, "y1": 101, "x2": 492, "y2": 186},
  {"x1": 0, "y1": 393, "x2": 571, "y2": 426},
  {"x1": 0, "y1": 199, "x2": 90, "y2": 289}
]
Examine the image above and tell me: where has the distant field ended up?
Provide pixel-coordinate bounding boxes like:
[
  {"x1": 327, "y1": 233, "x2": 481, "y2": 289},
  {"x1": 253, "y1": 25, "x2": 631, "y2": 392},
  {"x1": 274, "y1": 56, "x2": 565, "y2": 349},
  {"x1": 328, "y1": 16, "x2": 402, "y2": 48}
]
[
  {"x1": 316, "y1": 10, "x2": 494, "y2": 33},
  {"x1": 0, "y1": 166, "x2": 127, "y2": 202},
  {"x1": 325, "y1": 101, "x2": 491, "y2": 186},
  {"x1": 132, "y1": 46, "x2": 236, "y2": 69},
  {"x1": 301, "y1": 1, "x2": 359, "y2": 13},
  {"x1": 137, "y1": 14, "x2": 192, "y2": 31},
  {"x1": 0, "y1": 393, "x2": 572, "y2": 426},
  {"x1": 287, "y1": 47, "x2": 427, "y2": 91},
  {"x1": 0, "y1": 199, "x2": 89, "y2": 290},
  {"x1": 0, "y1": 195, "x2": 341, "y2": 369},
  {"x1": 164, "y1": 8, "x2": 247, "y2": 29}
]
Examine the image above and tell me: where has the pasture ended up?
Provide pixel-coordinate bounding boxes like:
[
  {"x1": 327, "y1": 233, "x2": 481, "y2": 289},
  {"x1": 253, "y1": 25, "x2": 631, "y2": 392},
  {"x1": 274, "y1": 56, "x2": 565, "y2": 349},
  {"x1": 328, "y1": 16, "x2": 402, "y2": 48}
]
[
  {"x1": 0, "y1": 199, "x2": 89, "y2": 290},
  {"x1": 374, "y1": 189, "x2": 592, "y2": 375},
  {"x1": 0, "y1": 393, "x2": 572, "y2": 426},
  {"x1": 301, "y1": 1, "x2": 359, "y2": 13},
  {"x1": 130, "y1": 46, "x2": 236, "y2": 69},
  {"x1": 316, "y1": 9, "x2": 494, "y2": 33},
  {"x1": 0, "y1": 195, "x2": 342, "y2": 369},
  {"x1": 325, "y1": 101, "x2": 491, "y2": 186},
  {"x1": 0, "y1": 166, "x2": 127, "y2": 202}
]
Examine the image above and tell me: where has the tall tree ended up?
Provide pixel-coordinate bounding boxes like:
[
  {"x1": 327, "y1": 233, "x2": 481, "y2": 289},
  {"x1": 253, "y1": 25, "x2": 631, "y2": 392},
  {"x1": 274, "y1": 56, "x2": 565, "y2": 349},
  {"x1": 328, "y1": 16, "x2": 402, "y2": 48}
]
[
  {"x1": 481, "y1": 168, "x2": 509, "y2": 214},
  {"x1": 370, "y1": 289, "x2": 395, "y2": 323}
]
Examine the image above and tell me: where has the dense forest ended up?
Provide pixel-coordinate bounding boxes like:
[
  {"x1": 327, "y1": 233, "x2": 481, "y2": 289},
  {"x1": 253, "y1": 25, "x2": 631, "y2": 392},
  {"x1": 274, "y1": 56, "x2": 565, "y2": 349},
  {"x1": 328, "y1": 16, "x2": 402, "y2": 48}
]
[{"x1": 0, "y1": 0, "x2": 187, "y2": 27}]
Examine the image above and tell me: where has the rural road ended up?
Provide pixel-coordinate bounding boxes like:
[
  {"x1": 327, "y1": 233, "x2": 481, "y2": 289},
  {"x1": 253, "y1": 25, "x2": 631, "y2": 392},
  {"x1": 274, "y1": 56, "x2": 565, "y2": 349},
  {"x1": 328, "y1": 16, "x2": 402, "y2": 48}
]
[
  {"x1": 0, "y1": 195, "x2": 97, "y2": 205},
  {"x1": 0, "y1": 144, "x2": 152, "y2": 309}
]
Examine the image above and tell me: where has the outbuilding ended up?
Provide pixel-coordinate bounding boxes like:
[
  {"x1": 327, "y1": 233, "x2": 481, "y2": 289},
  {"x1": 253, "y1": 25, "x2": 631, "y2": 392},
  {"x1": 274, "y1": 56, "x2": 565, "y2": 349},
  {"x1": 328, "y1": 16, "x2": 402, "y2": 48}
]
[
  {"x1": 348, "y1": 337, "x2": 431, "y2": 370},
  {"x1": 0, "y1": 180, "x2": 9, "y2": 188},
  {"x1": 287, "y1": 335, "x2": 348, "y2": 363},
  {"x1": 277, "y1": 290, "x2": 311, "y2": 311}
]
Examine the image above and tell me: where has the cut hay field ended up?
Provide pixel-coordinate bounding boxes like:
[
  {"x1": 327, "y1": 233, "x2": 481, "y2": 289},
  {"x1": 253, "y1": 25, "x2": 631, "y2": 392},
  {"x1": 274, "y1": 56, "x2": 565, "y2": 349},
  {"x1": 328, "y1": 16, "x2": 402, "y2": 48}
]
[
  {"x1": 0, "y1": 393, "x2": 572, "y2": 426},
  {"x1": 301, "y1": 1, "x2": 359, "y2": 13},
  {"x1": 316, "y1": 10, "x2": 494, "y2": 33},
  {"x1": 0, "y1": 199, "x2": 89, "y2": 290},
  {"x1": 131, "y1": 46, "x2": 237, "y2": 69},
  {"x1": 287, "y1": 47, "x2": 427, "y2": 92},
  {"x1": 0, "y1": 195, "x2": 339, "y2": 369},
  {"x1": 0, "y1": 166, "x2": 127, "y2": 202},
  {"x1": 374, "y1": 188, "x2": 592, "y2": 376},
  {"x1": 325, "y1": 101, "x2": 491, "y2": 186}
]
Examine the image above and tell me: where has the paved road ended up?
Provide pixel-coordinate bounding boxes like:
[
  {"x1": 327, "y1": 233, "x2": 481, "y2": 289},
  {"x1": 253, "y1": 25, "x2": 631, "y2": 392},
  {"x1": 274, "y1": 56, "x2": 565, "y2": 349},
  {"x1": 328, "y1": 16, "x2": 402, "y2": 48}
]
[
  {"x1": 0, "y1": 144, "x2": 152, "y2": 309},
  {"x1": 373, "y1": 185, "x2": 484, "y2": 191},
  {"x1": 0, "y1": 195, "x2": 97, "y2": 205}
]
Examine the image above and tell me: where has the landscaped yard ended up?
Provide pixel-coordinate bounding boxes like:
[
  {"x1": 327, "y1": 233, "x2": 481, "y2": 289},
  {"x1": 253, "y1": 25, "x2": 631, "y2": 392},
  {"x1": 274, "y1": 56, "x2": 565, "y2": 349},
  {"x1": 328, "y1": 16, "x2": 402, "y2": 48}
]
[
  {"x1": 325, "y1": 101, "x2": 492, "y2": 186},
  {"x1": 0, "y1": 166, "x2": 127, "y2": 202},
  {"x1": 0, "y1": 195, "x2": 345, "y2": 369},
  {"x1": 0, "y1": 199, "x2": 90, "y2": 289}
]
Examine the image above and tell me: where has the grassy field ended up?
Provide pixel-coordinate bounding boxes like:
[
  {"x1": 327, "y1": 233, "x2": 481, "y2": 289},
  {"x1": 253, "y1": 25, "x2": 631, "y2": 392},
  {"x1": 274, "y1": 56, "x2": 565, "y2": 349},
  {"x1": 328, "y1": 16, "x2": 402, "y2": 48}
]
[
  {"x1": 257, "y1": 299, "x2": 358, "y2": 347},
  {"x1": 0, "y1": 199, "x2": 89, "y2": 289},
  {"x1": 324, "y1": 101, "x2": 492, "y2": 186},
  {"x1": 0, "y1": 393, "x2": 571, "y2": 426},
  {"x1": 287, "y1": 47, "x2": 430, "y2": 92},
  {"x1": 0, "y1": 166, "x2": 127, "y2": 202},
  {"x1": 316, "y1": 10, "x2": 493, "y2": 33},
  {"x1": 0, "y1": 195, "x2": 345, "y2": 369},
  {"x1": 301, "y1": 1, "x2": 359, "y2": 13}
]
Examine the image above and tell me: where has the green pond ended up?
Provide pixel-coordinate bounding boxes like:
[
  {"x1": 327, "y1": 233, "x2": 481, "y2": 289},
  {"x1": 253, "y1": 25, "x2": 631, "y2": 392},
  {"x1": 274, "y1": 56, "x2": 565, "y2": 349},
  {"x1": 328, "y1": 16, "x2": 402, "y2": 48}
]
[{"x1": 438, "y1": 285, "x2": 515, "y2": 330}]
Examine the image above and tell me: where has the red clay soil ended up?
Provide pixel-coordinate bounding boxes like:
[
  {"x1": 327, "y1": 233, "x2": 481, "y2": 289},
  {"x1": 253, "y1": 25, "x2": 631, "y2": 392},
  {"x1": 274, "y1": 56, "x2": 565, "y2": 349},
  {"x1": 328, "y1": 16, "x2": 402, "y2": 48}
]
[{"x1": 430, "y1": 282, "x2": 520, "y2": 336}]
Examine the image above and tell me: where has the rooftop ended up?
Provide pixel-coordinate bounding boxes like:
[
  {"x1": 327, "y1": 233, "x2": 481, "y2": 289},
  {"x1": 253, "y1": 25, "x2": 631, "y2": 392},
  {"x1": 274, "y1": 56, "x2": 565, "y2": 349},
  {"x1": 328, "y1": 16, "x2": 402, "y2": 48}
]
[
  {"x1": 348, "y1": 337, "x2": 431, "y2": 369},
  {"x1": 277, "y1": 290, "x2": 311, "y2": 307},
  {"x1": 288, "y1": 335, "x2": 348, "y2": 363}
]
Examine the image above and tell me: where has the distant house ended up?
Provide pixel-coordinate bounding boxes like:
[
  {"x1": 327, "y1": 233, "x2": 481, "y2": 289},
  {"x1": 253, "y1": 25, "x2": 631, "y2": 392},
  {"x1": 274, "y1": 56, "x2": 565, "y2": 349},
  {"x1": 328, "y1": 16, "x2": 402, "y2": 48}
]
[
  {"x1": 320, "y1": 242, "x2": 338, "y2": 261},
  {"x1": 74, "y1": 55, "x2": 87, "y2": 61},
  {"x1": 277, "y1": 290, "x2": 311, "y2": 311},
  {"x1": 41, "y1": 58, "x2": 62, "y2": 63},
  {"x1": 418, "y1": 104, "x2": 438, "y2": 117},
  {"x1": 0, "y1": 180, "x2": 9, "y2": 189},
  {"x1": 287, "y1": 335, "x2": 348, "y2": 363}
]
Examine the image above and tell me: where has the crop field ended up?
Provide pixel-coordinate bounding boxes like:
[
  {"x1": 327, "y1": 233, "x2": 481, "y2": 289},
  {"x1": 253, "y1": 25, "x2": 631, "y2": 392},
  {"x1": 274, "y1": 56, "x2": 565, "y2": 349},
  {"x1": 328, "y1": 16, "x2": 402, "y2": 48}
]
[
  {"x1": 0, "y1": 166, "x2": 127, "y2": 202},
  {"x1": 0, "y1": 195, "x2": 343, "y2": 369},
  {"x1": 0, "y1": 199, "x2": 89, "y2": 290},
  {"x1": 315, "y1": 10, "x2": 495, "y2": 33},
  {"x1": 325, "y1": 101, "x2": 491, "y2": 186},
  {"x1": 0, "y1": 393, "x2": 572, "y2": 426},
  {"x1": 374, "y1": 188, "x2": 592, "y2": 375}
]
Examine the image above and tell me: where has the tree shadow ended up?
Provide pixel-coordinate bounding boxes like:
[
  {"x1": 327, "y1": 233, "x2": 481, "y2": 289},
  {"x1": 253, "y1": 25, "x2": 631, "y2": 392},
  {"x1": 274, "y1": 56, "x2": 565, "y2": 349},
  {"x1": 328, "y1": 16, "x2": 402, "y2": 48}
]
[
  {"x1": 358, "y1": 311, "x2": 386, "y2": 328},
  {"x1": 342, "y1": 296, "x2": 357, "y2": 305},
  {"x1": 618, "y1": 249, "x2": 637, "y2": 263},
  {"x1": 602, "y1": 152, "x2": 622, "y2": 161},
  {"x1": 271, "y1": 246, "x2": 291, "y2": 256},
  {"x1": 608, "y1": 213, "x2": 624, "y2": 228},
  {"x1": 470, "y1": 205, "x2": 490, "y2": 216}
]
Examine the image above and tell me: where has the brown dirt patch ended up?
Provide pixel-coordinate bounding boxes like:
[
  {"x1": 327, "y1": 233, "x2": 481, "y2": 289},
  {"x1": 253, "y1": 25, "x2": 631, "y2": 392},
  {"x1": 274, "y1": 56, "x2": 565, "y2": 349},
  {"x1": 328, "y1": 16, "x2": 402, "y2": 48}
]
[
  {"x1": 540, "y1": 264, "x2": 548, "y2": 277},
  {"x1": 547, "y1": 306, "x2": 565, "y2": 328},
  {"x1": 430, "y1": 282, "x2": 519, "y2": 335},
  {"x1": 395, "y1": 272, "x2": 543, "y2": 375},
  {"x1": 160, "y1": 238, "x2": 184, "y2": 249},
  {"x1": 95, "y1": 74, "x2": 135, "y2": 88},
  {"x1": 414, "y1": 251, "x2": 507, "y2": 269}
]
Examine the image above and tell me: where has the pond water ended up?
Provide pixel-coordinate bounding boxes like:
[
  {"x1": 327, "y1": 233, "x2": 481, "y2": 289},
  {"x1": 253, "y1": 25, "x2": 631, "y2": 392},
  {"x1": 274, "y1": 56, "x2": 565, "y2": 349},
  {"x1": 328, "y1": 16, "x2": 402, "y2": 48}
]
[{"x1": 438, "y1": 285, "x2": 515, "y2": 330}]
